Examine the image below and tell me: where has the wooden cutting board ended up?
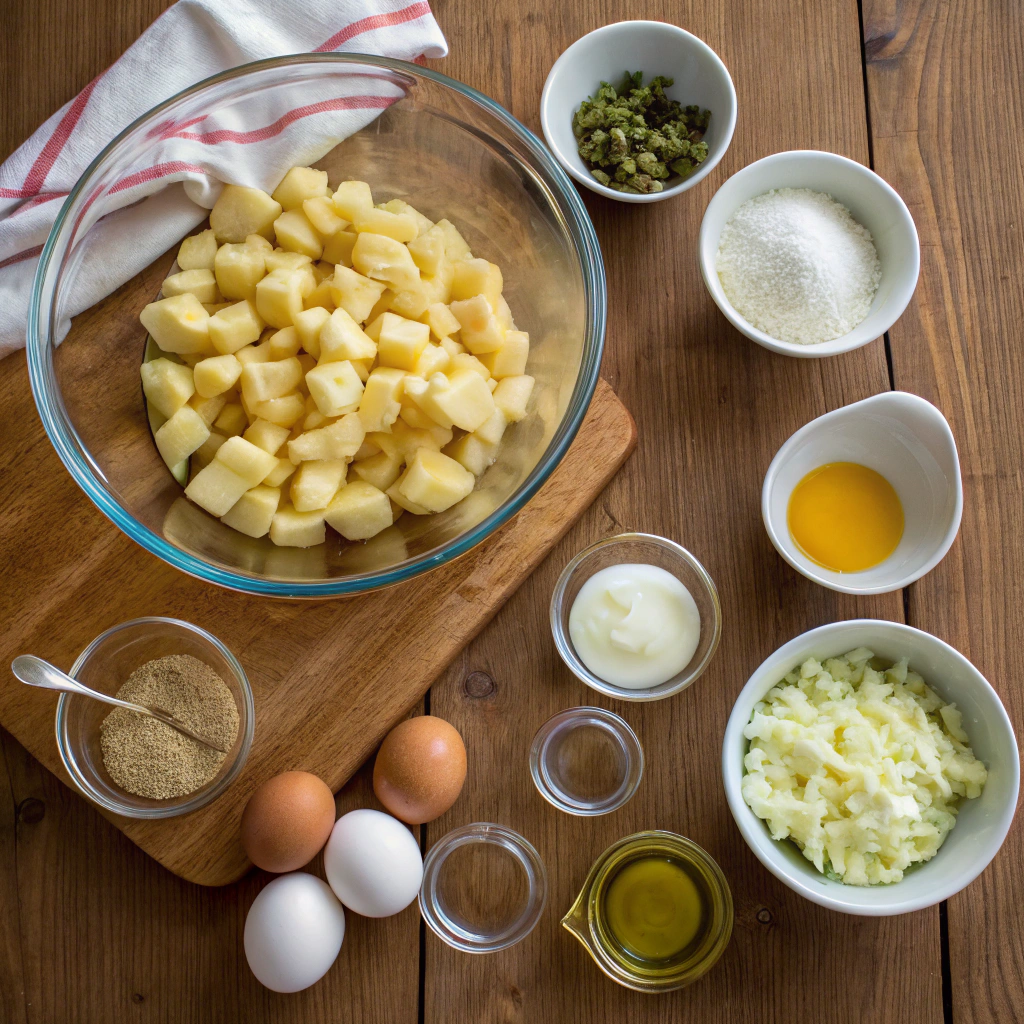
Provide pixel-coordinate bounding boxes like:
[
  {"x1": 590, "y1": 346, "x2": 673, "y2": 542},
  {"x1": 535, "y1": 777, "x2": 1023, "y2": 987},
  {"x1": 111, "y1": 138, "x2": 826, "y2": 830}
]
[{"x1": 0, "y1": 336, "x2": 634, "y2": 884}]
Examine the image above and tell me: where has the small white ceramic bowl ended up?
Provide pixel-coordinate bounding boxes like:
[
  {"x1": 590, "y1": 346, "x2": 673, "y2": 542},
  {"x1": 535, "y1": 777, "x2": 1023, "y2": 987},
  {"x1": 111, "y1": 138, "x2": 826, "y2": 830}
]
[
  {"x1": 723, "y1": 619, "x2": 1019, "y2": 916},
  {"x1": 762, "y1": 391, "x2": 962, "y2": 595},
  {"x1": 699, "y1": 150, "x2": 920, "y2": 356},
  {"x1": 540, "y1": 21, "x2": 737, "y2": 203}
]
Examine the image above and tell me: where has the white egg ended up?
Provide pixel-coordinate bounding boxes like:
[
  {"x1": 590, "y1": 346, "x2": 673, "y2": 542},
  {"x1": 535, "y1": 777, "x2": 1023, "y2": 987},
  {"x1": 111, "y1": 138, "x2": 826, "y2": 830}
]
[
  {"x1": 243, "y1": 873, "x2": 345, "y2": 993},
  {"x1": 324, "y1": 808, "x2": 423, "y2": 917}
]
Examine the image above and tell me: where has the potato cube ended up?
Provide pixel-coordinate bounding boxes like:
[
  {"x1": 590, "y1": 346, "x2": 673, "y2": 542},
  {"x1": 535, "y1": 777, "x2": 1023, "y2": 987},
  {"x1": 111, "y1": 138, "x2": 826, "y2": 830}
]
[
  {"x1": 272, "y1": 166, "x2": 329, "y2": 210},
  {"x1": 177, "y1": 228, "x2": 218, "y2": 271},
  {"x1": 386, "y1": 479, "x2": 431, "y2": 515},
  {"x1": 413, "y1": 342, "x2": 450, "y2": 379},
  {"x1": 377, "y1": 313, "x2": 429, "y2": 371},
  {"x1": 293, "y1": 306, "x2": 332, "y2": 358},
  {"x1": 154, "y1": 404, "x2": 210, "y2": 468},
  {"x1": 291, "y1": 459, "x2": 348, "y2": 511},
  {"x1": 234, "y1": 339, "x2": 273, "y2": 365},
  {"x1": 319, "y1": 308, "x2": 377, "y2": 364},
  {"x1": 495, "y1": 294, "x2": 515, "y2": 331},
  {"x1": 322, "y1": 228, "x2": 357, "y2": 267},
  {"x1": 243, "y1": 418, "x2": 290, "y2": 455},
  {"x1": 193, "y1": 353, "x2": 242, "y2": 397},
  {"x1": 214, "y1": 242, "x2": 266, "y2": 301},
  {"x1": 407, "y1": 369, "x2": 495, "y2": 432},
  {"x1": 303, "y1": 195, "x2": 348, "y2": 238},
  {"x1": 397, "y1": 449, "x2": 474, "y2": 513},
  {"x1": 263, "y1": 457, "x2": 297, "y2": 487},
  {"x1": 451, "y1": 258, "x2": 503, "y2": 308},
  {"x1": 332, "y1": 180, "x2": 374, "y2": 221},
  {"x1": 192, "y1": 429, "x2": 227, "y2": 469},
  {"x1": 304, "y1": 409, "x2": 329, "y2": 432},
  {"x1": 330, "y1": 265, "x2": 386, "y2": 323},
  {"x1": 303, "y1": 278, "x2": 337, "y2": 311},
  {"x1": 379, "y1": 199, "x2": 433, "y2": 234},
  {"x1": 208, "y1": 299, "x2": 264, "y2": 355},
  {"x1": 210, "y1": 185, "x2": 282, "y2": 243},
  {"x1": 325, "y1": 480, "x2": 393, "y2": 541},
  {"x1": 352, "y1": 233, "x2": 420, "y2": 291},
  {"x1": 444, "y1": 432, "x2": 499, "y2": 476},
  {"x1": 451, "y1": 351, "x2": 490, "y2": 378},
  {"x1": 141, "y1": 294, "x2": 212, "y2": 355},
  {"x1": 449, "y1": 294, "x2": 505, "y2": 353},
  {"x1": 141, "y1": 358, "x2": 194, "y2": 418},
  {"x1": 214, "y1": 402, "x2": 248, "y2": 436},
  {"x1": 358, "y1": 367, "x2": 406, "y2": 432},
  {"x1": 256, "y1": 268, "x2": 306, "y2": 328},
  {"x1": 390, "y1": 419, "x2": 449, "y2": 457},
  {"x1": 306, "y1": 360, "x2": 364, "y2": 417},
  {"x1": 406, "y1": 224, "x2": 446, "y2": 276},
  {"x1": 185, "y1": 459, "x2": 251, "y2": 516},
  {"x1": 274, "y1": 209, "x2": 323, "y2": 260},
  {"x1": 398, "y1": 397, "x2": 436, "y2": 430},
  {"x1": 221, "y1": 485, "x2": 281, "y2": 538},
  {"x1": 270, "y1": 503, "x2": 326, "y2": 547},
  {"x1": 474, "y1": 407, "x2": 508, "y2": 446},
  {"x1": 352, "y1": 207, "x2": 418, "y2": 243},
  {"x1": 350, "y1": 450, "x2": 403, "y2": 491},
  {"x1": 203, "y1": 302, "x2": 232, "y2": 315},
  {"x1": 215, "y1": 435, "x2": 279, "y2": 487},
  {"x1": 246, "y1": 233, "x2": 274, "y2": 253},
  {"x1": 264, "y1": 249, "x2": 313, "y2": 274},
  {"x1": 251, "y1": 392, "x2": 305, "y2": 427},
  {"x1": 241, "y1": 357, "x2": 303, "y2": 406},
  {"x1": 425, "y1": 302, "x2": 461, "y2": 341},
  {"x1": 434, "y1": 218, "x2": 473, "y2": 261},
  {"x1": 439, "y1": 336, "x2": 465, "y2": 359},
  {"x1": 287, "y1": 413, "x2": 365, "y2": 462},
  {"x1": 480, "y1": 330, "x2": 529, "y2": 378},
  {"x1": 268, "y1": 326, "x2": 302, "y2": 360},
  {"x1": 386, "y1": 284, "x2": 430, "y2": 321},
  {"x1": 188, "y1": 392, "x2": 227, "y2": 427},
  {"x1": 162, "y1": 268, "x2": 219, "y2": 305},
  {"x1": 492, "y1": 375, "x2": 535, "y2": 422}
]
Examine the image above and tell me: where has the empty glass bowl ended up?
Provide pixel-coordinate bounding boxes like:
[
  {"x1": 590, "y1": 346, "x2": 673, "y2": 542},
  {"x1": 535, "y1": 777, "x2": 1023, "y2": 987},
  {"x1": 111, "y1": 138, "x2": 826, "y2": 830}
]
[
  {"x1": 530, "y1": 707, "x2": 643, "y2": 815},
  {"x1": 55, "y1": 617, "x2": 254, "y2": 818},
  {"x1": 418, "y1": 823, "x2": 547, "y2": 953},
  {"x1": 550, "y1": 534, "x2": 722, "y2": 701},
  {"x1": 27, "y1": 55, "x2": 605, "y2": 598}
]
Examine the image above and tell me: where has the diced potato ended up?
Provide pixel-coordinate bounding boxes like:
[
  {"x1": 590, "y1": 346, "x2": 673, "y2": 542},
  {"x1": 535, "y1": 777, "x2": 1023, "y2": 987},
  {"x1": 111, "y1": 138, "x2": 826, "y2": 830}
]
[
  {"x1": 270, "y1": 503, "x2": 326, "y2": 547},
  {"x1": 451, "y1": 351, "x2": 491, "y2": 378},
  {"x1": 353, "y1": 207, "x2": 418, "y2": 243},
  {"x1": 444, "y1": 432, "x2": 499, "y2": 476},
  {"x1": 246, "y1": 233, "x2": 274, "y2": 254},
  {"x1": 177, "y1": 228, "x2": 218, "y2": 271},
  {"x1": 210, "y1": 185, "x2": 282, "y2": 244},
  {"x1": 141, "y1": 294, "x2": 212, "y2": 355},
  {"x1": 322, "y1": 229, "x2": 357, "y2": 267},
  {"x1": 274, "y1": 209, "x2": 323, "y2": 260},
  {"x1": 268, "y1": 326, "x2": 302, "y2": 360},
  {"x1": 306, "y1": 360, "x2": 364, "y2": 417},
  {"x1": 272, "y1": 167, "x2": 329, "y2": 210},
  {"x1": 185, "y1": 458, "x2": 251, "y2": 515},
  {"x1": 263, "y1": 457, "x2": 297, "y2": 487},
  {"x1": 315, "y1": 308, "x2": 373, "y2": 365},
  {"x1": 391, "y1": 419, "x2": 450, "y2": 457},
  {"x1": 406, "y1": 369, "x2": 495, "y2": 432},
  {"x1": 330, "y1": 265, "x2": 386, "y2": 323},
  {"x1": 325, "y1": 480, "x2": 393, "y2": 540},
  {"x1": 352, "y1": 233, "x2": 420, "y2": 291},
  {"x1": 440, "y1": 336, "x2": 465, "y2": 359},
  {"x1": 193, "y1": 430, "x2": 228, "y2": 468},
  {"x1": 379, "y1": 199, "x2": 433, "y2": 234},
  {"x1": 425, "y1": 301, "x2": 461, "y2": 341},
  {"x1": 449, "y1": 294, "x2": 505, "y2": 353},
  {"x1": 188, "y1": 392, "x2": 227, "y2": 428},
  {"x1": 397, "y1": 449, "x2": 474, "y2": 513},
  {"x1": 377, "y1": 313, "x2": 429, "y2": 371},
  {"x1": 203, "y1": 302, "x2": 232, "y2": 315},
  {"x1": 350, "y1": 450, "x2": 403, "y2": 491},
  {"x1": 193, "y1": 353, "x2": 242, "y2": 397},
  {"x1": 495, "y1": 294, "x2": 515, "y2": 331},
  {"x1": 451, "y1": 258, "x2": 503, "y2": 309},
  {"x1": 434, "y1": 218, "x2": 473, "y2": 261},
  {"x1": 241, "y1": 357, "x2": 303, "y2": 406},
  {"x1": 303, "y1": 278, "x2": 337, "y2": 311},
  {"x1": 287, "y1": 413, "x2": 365, "y2": 462},
  {"x1": 243, "y1": 418, "x2": 290, "y2": 455},
  {"x1": 386, "y1": 284, "x2": 430, "y2": 321},
  {"x1": 162, "y1": 268, "x2": 219, "y2": 304},
  {"x1": 234, "y1": 339, "x2": 273, "y2": 365},
  {"x1": 312, "y1": 260, "x2": 333, "y2": 283},
  {"x1": 406, "y1": 224, "x2": 446, "y2": 275},
  {"x1": 154, "y1": 404, "x2": 210, "y2": 468},
  {"x1": 141, "y1": 358, "x2": 194, "y2": 418},
  {"x1": 398, "y1": 397, "x2": 436, "y2": 430},
  {"x1": 293, "y1": 306, "x2": 331, "y2": 358},
  {"x1": 303, "y1": 195, "x2": 348, "y2": 238},
  {"x1": 251, "y1": 392, "x2": 305, "y2": 428},
  {"x1": 413, "y1": 342, "x2": 450, "y2": 379},
  {"x1": 332, "y1": 180, "x2": 374, "y2": 221},
  {"x1": 291, "y1": 459, "x2": 348, "y2": 511},
  {"x1": 492, "y1": 375, "x2": 535, "y2": 422},
  {"x1": 303, "y1": 410, "x2": 328, "y2": 432},
  {"x1": 480, "y1": 330, "x2": 529, "y2": 378},
  {"x1": 256, "y1": 268, "x2": 306, "y2": 328},
  {"x1": 214, "y1": 242, "x2": 266, "y2": 301},
  {"x1": 386, "y1": 479, "x2": 431, "y2": 516},
  {"x1": 264, "y1": 249, "x2": 313, "y2": 274},
  {"x1": 208, "y1": 299, "x2": 264, "y2": 355},
  {"x1": 358, "y1": 366, "x2": 406, "y2": 433},
  {"x1": 215, "y1": 435, "x2": 279, "y2": 487},
  {"x1": 214, "y1": 402, "x2": 248, "y2": 437},
  {"x1": 221, "y1": 485, "x2": 281, "y2": 538},
  {"x1": 474, "y1": 407, "x2": 508, "y2": 446}
]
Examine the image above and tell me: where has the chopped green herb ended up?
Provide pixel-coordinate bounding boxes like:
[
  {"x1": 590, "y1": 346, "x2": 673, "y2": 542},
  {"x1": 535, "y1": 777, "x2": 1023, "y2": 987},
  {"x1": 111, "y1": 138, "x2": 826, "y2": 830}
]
[{"x1": 572, "y1": 71, "x2": 711, "y2": 194}]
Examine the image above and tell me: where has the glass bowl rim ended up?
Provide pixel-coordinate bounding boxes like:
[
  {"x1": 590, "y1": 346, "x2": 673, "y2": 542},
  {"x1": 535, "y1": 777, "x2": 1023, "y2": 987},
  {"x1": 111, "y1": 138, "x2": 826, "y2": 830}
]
[
  {"x1": 27, "y1": 52, "x2": 607, "y2": 598},
  {"x1": 528, "y1": 705, "x2": 644, "y2": 815},
  {"x1": 54, "y1": 615, "x2": 255, "y2": 819},
  {"x1": 418, "y1": 821, "x2": 548, "y2": 953},
  {"x1": 549, "y1": 532, "x2": 723, "y2": 701}
]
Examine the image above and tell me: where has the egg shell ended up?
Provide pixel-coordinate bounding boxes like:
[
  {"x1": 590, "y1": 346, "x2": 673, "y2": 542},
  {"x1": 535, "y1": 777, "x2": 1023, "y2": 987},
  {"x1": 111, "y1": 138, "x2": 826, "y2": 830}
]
[
  {"x1": 323, "y1": 808, "x2": 423, "y2": 917},
  {"x1": 241, "y1": 771, "x2": 336, "y2": 873},
  {"x1": 243, "y1": 873, "x2": 345, "y2": 993},
  {"x1": 373, "y1": 716, "x2": 467, "y2": 824}
]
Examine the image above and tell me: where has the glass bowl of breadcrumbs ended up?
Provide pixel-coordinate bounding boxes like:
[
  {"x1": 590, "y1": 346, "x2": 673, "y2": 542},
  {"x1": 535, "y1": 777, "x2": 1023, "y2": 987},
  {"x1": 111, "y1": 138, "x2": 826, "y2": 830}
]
[{"x1": 55, "y1": 617, "x2": 254, "y2": 819}]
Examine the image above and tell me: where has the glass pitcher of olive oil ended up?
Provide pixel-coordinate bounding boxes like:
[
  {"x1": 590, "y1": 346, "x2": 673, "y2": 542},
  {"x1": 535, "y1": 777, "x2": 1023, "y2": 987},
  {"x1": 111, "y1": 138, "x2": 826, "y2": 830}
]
[{"x1": 562, "y1": 831, "x2": 733, "y2": 993}]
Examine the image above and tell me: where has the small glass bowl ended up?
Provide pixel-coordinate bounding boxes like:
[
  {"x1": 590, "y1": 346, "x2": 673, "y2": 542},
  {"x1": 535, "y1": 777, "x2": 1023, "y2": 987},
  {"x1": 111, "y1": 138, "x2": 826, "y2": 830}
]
[
  {"x1": 55, "y1": 617, "x2": 254, "y2": 819},
  {"x1": 529, "y1": 707, "x2": 643, "y2": 815},
  {"x1": 419, "y1": 823, "x2": 548, "y2": 953},
  {"x1": 550, "y1": 534, "x2": 722, "y2": 701}
]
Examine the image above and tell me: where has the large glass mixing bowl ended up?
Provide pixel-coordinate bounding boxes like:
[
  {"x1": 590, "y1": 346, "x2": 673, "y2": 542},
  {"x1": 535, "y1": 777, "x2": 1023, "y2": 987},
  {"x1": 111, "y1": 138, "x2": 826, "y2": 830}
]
[{"x1": 27, "y1": 55, "x2": 605, "y2": 598}]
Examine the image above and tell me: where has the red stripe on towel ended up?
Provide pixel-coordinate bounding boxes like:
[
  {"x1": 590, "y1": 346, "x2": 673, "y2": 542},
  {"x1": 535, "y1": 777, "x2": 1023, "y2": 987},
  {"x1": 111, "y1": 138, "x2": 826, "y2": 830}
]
[{"x1": 314, "y1": 1, "x2": 433, "y2": 52}]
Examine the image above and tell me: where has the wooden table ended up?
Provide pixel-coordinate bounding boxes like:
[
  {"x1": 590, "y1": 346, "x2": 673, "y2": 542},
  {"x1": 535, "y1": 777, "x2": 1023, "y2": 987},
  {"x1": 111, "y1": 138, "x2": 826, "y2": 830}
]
[{"x1": 2, "y1": 0, "x2": 1021, "y2": 1020}]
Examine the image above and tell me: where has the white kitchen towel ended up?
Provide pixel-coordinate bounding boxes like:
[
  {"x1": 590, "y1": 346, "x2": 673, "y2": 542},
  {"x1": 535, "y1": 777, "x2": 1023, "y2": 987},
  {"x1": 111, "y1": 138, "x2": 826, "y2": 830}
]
[{"x1": 0, "y1": 0, "x2": 447, "y2": 359}]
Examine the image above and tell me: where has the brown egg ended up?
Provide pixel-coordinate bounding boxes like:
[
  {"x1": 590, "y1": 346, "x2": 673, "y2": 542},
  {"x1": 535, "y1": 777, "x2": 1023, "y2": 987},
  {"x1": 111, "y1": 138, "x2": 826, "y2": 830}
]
[
  {"x1": 240, "y1": 770, "x2": 336, "y2": 873},
  {"x1": 373, "y1": 716, "x2": 467, "y2": 824}
]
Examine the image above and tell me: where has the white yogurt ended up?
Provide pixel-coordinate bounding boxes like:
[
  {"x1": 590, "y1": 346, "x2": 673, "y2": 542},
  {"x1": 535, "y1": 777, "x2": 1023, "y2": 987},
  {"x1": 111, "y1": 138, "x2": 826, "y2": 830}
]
[{"x1": 567, "y1": 563, "x2": 700, "y2": 689}]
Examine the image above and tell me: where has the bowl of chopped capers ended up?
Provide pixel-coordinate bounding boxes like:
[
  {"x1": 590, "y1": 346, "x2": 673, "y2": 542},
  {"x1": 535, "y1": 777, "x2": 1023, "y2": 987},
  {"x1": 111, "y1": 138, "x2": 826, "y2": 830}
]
[{"x1": 540, "y1": 21, "x2": 737, "y2": 203}]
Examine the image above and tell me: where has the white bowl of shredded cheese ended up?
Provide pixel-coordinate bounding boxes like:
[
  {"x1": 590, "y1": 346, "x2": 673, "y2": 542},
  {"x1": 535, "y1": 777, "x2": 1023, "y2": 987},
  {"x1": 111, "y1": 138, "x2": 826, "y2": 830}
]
[
  {"x1": 722, "y1": 620, "x2": 1018, "y2": 915},
  {"x1": 699, "y1": 151, "x2": 920, "y2": 357}
]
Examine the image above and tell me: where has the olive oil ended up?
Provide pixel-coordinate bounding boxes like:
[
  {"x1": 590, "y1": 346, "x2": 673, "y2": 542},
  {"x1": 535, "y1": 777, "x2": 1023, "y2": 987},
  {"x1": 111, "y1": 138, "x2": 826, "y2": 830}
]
[{"x1": 603, "y1": 855, "x2": 705, "y2": 961}]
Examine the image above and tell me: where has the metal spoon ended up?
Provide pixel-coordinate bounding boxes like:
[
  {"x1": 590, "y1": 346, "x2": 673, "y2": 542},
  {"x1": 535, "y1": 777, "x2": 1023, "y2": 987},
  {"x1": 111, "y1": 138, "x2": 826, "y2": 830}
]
[{"x1": 11, "y1": 655, "x2": 229, "y2": 754}]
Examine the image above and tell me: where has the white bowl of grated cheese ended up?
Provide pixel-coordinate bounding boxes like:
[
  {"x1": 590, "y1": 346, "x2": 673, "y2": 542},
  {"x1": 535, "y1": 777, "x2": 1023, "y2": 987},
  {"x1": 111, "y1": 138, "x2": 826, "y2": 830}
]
[
  {"x1": 722, "y1": 620, "x2": 1019, "y2": 915},
  {"x1": 699, "y1": 151, "x2": 920, "y2": 357}
]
